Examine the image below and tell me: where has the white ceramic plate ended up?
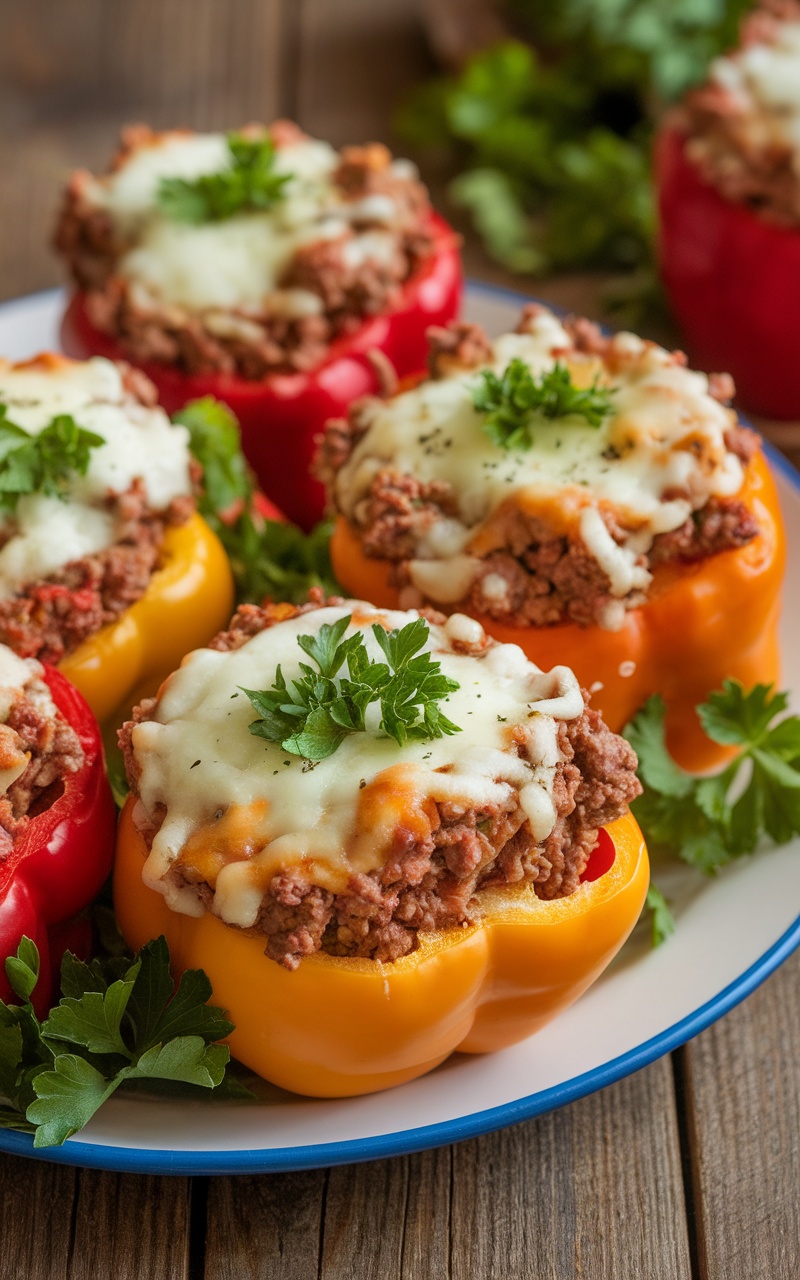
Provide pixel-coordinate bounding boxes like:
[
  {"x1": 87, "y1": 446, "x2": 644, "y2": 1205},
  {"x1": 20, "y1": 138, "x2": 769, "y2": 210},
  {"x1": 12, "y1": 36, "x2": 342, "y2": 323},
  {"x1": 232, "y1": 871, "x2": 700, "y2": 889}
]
[{"x1": 1, "y1": 284, "x2": 799, "y2": 1175}]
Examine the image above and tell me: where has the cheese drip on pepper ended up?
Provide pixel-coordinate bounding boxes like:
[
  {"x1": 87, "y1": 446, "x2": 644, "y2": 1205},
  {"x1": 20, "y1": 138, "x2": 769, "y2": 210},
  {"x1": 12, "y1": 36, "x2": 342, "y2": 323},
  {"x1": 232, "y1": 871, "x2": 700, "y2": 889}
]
[{"x1": 131, "y1": 604, "x2": 584, "y2": 928}]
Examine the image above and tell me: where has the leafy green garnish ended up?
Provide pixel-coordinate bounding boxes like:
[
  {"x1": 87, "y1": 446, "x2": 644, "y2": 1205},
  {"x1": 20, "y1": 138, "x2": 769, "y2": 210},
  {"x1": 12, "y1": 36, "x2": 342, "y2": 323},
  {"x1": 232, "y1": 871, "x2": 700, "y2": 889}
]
[
  {"x1": 473, "y1": 357, "x2": 614, "y2": 450},
  {"x1": 173, "y1": 397, "x2": 341, "y2": 605},
  {"x1": 243, "y1": 614, "x2": 462, "y2": 762},
  {"x1": 624, "y1": 681, "x2": 800, "y2": 875},
  {"x1": 645, "y1": 884, "x2": 676, "y2": 948},
  {"x1": 0, "y1": 405, "x2": 105, "y2": 511},
  {"x1": 0, "y1": 936, "x2": 232, "y2": 1147},
  {"x1": 395, "y1": 1, "x2": 751, "y2": 281},
  {"x1": 157, "y1": 132, "x2": 290, "y2": 223}
]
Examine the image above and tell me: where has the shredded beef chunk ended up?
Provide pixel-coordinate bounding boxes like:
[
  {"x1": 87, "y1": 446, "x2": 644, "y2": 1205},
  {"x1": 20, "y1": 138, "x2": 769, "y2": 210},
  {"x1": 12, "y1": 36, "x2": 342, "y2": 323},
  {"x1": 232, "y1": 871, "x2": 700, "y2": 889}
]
[
  {"x1": 0, "y1": 684, "x2": 84, "y2": 855},
  {"x1": 0, "y1": 480, "x2": 192, "y2": 665}
]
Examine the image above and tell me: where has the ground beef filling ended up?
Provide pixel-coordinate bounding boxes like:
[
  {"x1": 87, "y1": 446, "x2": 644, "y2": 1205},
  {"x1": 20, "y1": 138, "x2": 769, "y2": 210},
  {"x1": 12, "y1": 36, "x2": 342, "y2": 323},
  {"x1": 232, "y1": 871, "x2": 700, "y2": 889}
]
[
  {"x1": 0, "y1": 480, "x2": 194, "y2": 665},
  {"x1": 55, "y1": 125, "x2": 437, "y2": 378},
  {"x1": 119, "y1": 597, "x2": 641, "y2": 970},
  {"x1": 0, "y1": 683, "x2": 84, "y2": 858},
  {"x1": 320, "y1": 314, "x2": 760, "y2": 629}
]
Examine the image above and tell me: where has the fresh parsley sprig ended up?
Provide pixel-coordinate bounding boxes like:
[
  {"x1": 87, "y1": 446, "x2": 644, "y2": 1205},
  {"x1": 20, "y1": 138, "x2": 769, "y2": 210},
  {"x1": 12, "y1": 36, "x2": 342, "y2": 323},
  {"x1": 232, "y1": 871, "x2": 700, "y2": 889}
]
[
  {"x1": 173, "y1": 397, "x2": 340, "y2": 605},
  {"x1": 624, "y1": 681, "x2": 800, "y2": 944},
  {"x1": 243, "y1": 614, "x2": 462, "y2": 762},
  {"x1": 157, "y1": 132, "x2": 290, "y2": 223},
  {"x1": 0, "y1": 405, "x2": 105, "y2": 511},
  {"x1": 472, "y1": 358, "x2": 614, "y2": 450},
  {"x1": 0, "y1": 936, "x2": 233, "y2": 1148}
]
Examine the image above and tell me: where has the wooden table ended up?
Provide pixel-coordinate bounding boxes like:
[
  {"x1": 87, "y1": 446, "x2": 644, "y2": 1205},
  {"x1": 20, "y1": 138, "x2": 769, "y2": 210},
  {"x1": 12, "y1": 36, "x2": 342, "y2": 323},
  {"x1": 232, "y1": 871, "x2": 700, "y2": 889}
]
[{"x1": 1, "y1": 2, "x2": 799, "y2": 1275}]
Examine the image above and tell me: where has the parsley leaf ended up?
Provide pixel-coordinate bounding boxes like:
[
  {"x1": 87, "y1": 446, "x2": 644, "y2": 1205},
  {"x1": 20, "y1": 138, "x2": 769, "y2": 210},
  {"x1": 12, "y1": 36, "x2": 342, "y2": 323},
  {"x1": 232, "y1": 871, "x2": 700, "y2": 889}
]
[
  {"x1": 0, "y1": 404, "x2": 104, "y2": 510},
  {"x1": 645, "y1": 884, "x2": 676, "y2": 948},
  {"x1": 624, "y1": 681, "x2": 800, "y2": 876},
  {"x1": 473, "y1": 358, "x2": 614, "y2": 450},
  {"x1": 396, "y1": 3, "x2": 751, "y2": 280},
  {"x1": 157, "y1": 132, "x2": 290, "y2": 223},
  {"x1": 0, "y1": 936, "x2": 233, "y2": 1147},
  {"x1": 173, "y1": 397, "x2": 341, "y2": 605},
  {"x1": 243, "y1": 614, "x2": 462, "y2": 762}
]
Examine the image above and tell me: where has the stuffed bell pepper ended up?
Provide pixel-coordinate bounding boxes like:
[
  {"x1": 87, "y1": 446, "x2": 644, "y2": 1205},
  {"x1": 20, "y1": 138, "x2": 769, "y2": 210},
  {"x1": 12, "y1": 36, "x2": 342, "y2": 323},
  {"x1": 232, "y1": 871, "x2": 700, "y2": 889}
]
[
  {"x1": 55, "y1": 121, "x2": 462, "y2": 529},
  {"x1": 0, "y1": 645, "x2": 116, "y2": 1015},
  {"x1": 320, "y1": 306, "x2": 785, "y2": 772},
  {"x1": 114, "y1": 596, "x2": 648, "y2": 1097},
  {"x1": 0, "y1": 353, "x2": 234, "y2": 723},
  {"x1": 657, "y1": 0, "x2": 800, "y2": 417}
]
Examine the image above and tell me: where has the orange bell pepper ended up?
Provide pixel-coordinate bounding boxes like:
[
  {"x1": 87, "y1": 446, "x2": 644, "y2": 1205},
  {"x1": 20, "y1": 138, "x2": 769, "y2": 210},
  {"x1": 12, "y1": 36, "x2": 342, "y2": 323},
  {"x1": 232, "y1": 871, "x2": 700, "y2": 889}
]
[
  {"x1": 113, "y1": 799, "x2": 648, "y2": 1098},
  {"x1": 330, "y1": 447, "x2": 784, "y2": 774},
  {"x1": 59, "y1": 512, "x2": 234, "y2": 723}
]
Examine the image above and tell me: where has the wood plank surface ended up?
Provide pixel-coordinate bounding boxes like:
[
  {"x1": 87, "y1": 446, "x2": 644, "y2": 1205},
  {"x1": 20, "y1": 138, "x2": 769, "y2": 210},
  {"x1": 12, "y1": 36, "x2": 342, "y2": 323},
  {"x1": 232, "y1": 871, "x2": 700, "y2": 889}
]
[
  {"x1": 0, "y1": 1158, "x2": 191, "y2": 1280},
  {"x1": 680, "y1": 950, "x2": 800, "y2": 1280},
  {"x1": 0, "y1": 0, "x2": 286, "y2": 301},
  {"x1": 198, "y1": 1059, "x2": 690, "y2": 1280}
]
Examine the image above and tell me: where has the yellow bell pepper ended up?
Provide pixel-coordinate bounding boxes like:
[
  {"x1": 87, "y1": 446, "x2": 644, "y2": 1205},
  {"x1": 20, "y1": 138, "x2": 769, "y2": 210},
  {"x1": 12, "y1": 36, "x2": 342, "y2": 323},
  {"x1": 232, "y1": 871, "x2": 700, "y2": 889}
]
[
  {"x1": 59, "y1": 512, "x2": 234, "y2": 723},
  {"x1": 330, "y1": 448, "x2": 785, "y2": 773},
  {"x1": 114, "y1": 800, "x2": 649, "y2": 1098}
]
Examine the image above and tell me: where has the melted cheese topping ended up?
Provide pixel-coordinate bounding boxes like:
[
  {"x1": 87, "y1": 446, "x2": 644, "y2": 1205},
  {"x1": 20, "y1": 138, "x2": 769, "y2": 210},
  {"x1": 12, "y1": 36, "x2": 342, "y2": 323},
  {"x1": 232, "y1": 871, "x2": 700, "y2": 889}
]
[
  {"x1": 0, "y1": 357, "x2": 192, "y2": 595},
  {"x1": 334, "y1": 310, "x2": 745, "y2": 623},
  {"x1": 0, "y1": 647, "x2": 56, "y2": 795},
  {"x1": 710, "y1": 22, "x2": 800, "y2": 148},
  {"x1": 86, "y1": 131, "x2": 411, "y2": 314},
  {"x1": 131, "y1": 604, "x2": 583, "y2": 928}
]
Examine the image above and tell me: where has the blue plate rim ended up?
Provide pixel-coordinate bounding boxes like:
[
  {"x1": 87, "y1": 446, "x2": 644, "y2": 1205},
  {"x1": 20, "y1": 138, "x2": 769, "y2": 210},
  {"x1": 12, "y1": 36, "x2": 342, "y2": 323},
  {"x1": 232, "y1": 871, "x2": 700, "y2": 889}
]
[{"x1": 0, "y1": 280, "x2": 798, "y2": 1176}]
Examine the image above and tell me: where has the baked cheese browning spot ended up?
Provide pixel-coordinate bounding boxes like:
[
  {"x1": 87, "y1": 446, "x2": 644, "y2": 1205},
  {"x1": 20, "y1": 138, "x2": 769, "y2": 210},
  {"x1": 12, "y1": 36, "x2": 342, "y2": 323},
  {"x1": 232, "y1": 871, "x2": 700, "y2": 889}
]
[{"x1": 120, "y1": 599, "x2": 641, "y2": 969}]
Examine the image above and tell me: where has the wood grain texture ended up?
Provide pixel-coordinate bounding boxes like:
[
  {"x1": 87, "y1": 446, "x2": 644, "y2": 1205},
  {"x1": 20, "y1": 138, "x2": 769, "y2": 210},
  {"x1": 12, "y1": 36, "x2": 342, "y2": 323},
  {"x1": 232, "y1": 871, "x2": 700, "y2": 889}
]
[
  {"x1": 67, "y1": 1171, "x2": 191, "y2": 1280},
  {"x1": 450, "y1": 1059, "x2": 692, "y2": 1280},
  {"x1": 0, "y1": 1159, "x2": 190, "y2": 1279},
  {"x1": 680, "y1": 952, "x2": 800, "y2": 1280},
  {"x1": 203, "y1": 1169, "x2": 327, "y2": 1280},
  {"x1": 294, "y1": 0, "x2": 436, "y2": 145},
  {"x1": 198, "y1": 1060, "x2": 690, "y2": 1280},
  {"x1": 0, "y1": 1155, "x2": 76, "y2": 1280},
  {"x1": 0, "y1": 0, "x2": 286, "y2": 301}
]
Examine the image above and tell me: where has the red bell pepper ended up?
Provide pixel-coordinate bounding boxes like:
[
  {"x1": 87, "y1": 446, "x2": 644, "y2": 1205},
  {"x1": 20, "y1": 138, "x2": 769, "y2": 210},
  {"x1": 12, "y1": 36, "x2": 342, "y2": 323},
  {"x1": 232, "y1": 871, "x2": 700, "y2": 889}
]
[
  {"x1": 0, "y1": 666, "x2": 116, "y2": 1017},
  {"x1": 61, "y1": 213, "x2": 463, "y2": 530},
  {"x1": 657, "y1": 124, "x2": 800, "y2": 419}
]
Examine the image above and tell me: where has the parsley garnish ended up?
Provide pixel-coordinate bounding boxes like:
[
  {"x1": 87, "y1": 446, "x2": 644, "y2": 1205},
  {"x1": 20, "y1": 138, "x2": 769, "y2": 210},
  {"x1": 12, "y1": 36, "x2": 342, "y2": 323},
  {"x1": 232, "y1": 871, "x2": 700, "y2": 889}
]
[
  {"x1": 624, "y1": 681, "x2": 800, "y2": 943},
  {"x1": 0, "y1": 405, "x2": 105, "y2": 510},
  {"x1": 157, "y1": 132, "x2": 290, "y2": 223},
  {"x1": 0, "y1": 936, "x2": 233, "y2": 1147},
  {"x1": 242, "y1": 614, "x2": 462, "y2": 762},
  {"x1": 173, "y1": 397, "x2": 340, "y2": 605},
  {"x1": 472, "y1": 358, "x2": 614, "y2": 450},
  {"x1": 644, "y1": 885, "x2": 676, "y2": 948}
]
